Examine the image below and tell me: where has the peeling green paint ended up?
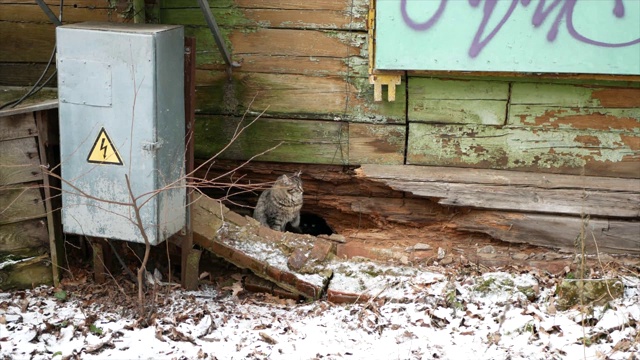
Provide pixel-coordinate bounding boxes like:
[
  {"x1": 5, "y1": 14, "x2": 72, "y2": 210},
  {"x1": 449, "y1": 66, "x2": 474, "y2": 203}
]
[{"x1": 407, "y1": 123, "x2": 639, "y2": 173}]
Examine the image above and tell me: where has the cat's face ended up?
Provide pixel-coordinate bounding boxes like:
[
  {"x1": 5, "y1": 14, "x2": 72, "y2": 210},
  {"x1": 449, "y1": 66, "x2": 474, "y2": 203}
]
[{"x1": 276, "y1": 172, "x2": 303, "y2": 195}]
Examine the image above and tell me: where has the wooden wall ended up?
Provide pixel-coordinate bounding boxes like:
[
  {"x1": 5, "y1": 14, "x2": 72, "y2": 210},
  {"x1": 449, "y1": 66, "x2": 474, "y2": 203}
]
[
  {"x1": 158, "y1": 0, "x2": 640, "y2": 180},
  {"x1": 0, "y1": 108, "x2": 55, "y2": 289},
  {"x1": 0, "y1": 0, "x2": 132, "y2": 87}
]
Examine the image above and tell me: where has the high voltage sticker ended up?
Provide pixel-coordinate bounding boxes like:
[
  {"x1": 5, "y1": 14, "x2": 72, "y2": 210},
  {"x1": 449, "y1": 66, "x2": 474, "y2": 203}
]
[{"x1": 87, "y1": 127, "x2": 123, "y2": 165}]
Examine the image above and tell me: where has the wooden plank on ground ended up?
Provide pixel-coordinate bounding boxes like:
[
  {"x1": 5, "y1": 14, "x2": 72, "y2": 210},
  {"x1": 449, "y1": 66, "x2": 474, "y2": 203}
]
[
  {"x1": 407, "y1": 123, "x2": 640, "y2": 178},
  {"x1": 348, "y1": 123, "x2": 405, "y2": 165},
  {"x1": 454, "y1": 211, "x2": 640, "y2": 255},
  {"x1": 357, "y1": 165, "x2": 640, "y2": 218},
  {"x1": 194, "y1": 116, "x2": 349, "y2": 164},
  {"x1": 0, "y1": 137, "x2": 43, "y2": 186},
  {"x1": 0, "y1": 186, "x2": 46, "y2": 225}
]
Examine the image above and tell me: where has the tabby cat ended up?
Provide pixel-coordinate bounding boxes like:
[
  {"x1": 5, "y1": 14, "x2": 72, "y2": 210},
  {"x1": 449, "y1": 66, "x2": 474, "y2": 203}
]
[{"x1": 253, "y1": 171, "x2": 303, "y2": 232}]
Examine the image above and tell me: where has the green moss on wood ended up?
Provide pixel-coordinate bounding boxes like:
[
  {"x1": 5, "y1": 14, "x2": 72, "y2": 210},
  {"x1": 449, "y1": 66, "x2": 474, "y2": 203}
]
[{"x1": 194, "y1": 116, "x2": 348, "y2": 164}]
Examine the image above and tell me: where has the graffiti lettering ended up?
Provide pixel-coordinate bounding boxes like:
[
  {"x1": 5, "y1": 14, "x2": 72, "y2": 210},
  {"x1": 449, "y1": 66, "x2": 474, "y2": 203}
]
[{"x1": 400, "y1": 0, "x2": 640, "y2": 58}]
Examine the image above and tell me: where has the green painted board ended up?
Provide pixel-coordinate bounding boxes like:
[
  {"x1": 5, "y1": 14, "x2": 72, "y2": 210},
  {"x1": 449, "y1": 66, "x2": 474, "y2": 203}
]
[
  {"x1": 375, "y1": 1, "x2": 640, "y2": 75},
  {"x1": 407, "y1": 122, "x2": 640, "y2": 178},
  {"x1": 408, "y1": 78, "x2": 507, "y2": 124}
]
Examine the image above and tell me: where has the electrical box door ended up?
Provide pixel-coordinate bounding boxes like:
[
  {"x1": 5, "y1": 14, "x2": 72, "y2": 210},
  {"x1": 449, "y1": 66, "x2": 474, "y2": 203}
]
[{"x1": 57, "y1": 22, "x2": 186, "y2": 245}]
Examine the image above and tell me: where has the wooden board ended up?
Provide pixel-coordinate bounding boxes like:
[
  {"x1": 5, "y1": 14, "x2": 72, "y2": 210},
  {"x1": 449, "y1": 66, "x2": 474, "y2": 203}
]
[
  {"x1": 194, "y1": 116, "x2": 349, "y2": 164},
  {"x1": 0, "y1": 186, "x2": 46, "y2": 225},
  {"x1": 194, "y1": 72, "x2": 405, "y2": 123},
  {"x1": 0, "y1": 219, "x2": 49, "y2": 257},
  {"x1": 357, "y1": 165, "x2": 639, "y2": 218},
  {"x1": 454, "y1": 211, "x2": 640, "y2": 255},
  {"x1": 0, "y1": 112, "x2": 37, "y2": 141},
  {"x1": 407, "y1": 123, "x2": 640, "y2": 178},
  {"x1": 0, "y1": 63, "x2": 58, "y2": 87},
  {"x1": 510, "y1": 83, "x2": 640, "y2": 108},
  {"x1": 0, "y1": 22, "x2": 55, "y2": 63},
  {"x1": 348, "y1": 123, "x2": 405, "y2": 165},
  {"x1": 0, "y1": 137, "x2": 43, "y2": 186}
]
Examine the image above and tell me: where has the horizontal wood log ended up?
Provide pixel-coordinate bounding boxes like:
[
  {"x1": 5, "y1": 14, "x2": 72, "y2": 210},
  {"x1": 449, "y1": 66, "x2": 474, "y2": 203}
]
[
  {"x1": 0, "y1": 219, "x2": 49, "y2": 257},
  {"x1": 453, "y1": 211, "x2": 640, "y2": 255},
  {"x1": 0, "y1": 254, "x2": 52, "y2": 290},
  {"x1": 0, "y1": 186, "x2": 46, "y2": 225},
  {"x1": 407, "y1": 123, "x2": 640, "y2": 178},
  {"x1": 0, "y1": 22, "x2": 55, "y2": 63},
  {"x1": 357, "y1": 164, "x2": 640, "y2": 218},
  {"x1": 0, "y1": 137, "x2": 43, "y2": 186}
]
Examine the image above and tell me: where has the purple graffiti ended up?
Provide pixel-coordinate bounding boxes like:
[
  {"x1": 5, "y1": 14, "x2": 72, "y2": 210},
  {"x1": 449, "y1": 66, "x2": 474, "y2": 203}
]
[{"x1": 399, "y1": 0, "x2": 640, "y2": 58}]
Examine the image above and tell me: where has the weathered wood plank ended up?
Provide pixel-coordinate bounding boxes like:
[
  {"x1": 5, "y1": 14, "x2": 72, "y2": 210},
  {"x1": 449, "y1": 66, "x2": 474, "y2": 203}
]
[
  {"x1": 194, "y1": 116, "x2": 349, "y2": 164},
  {"x1": 0, "y1": 137, "x2": 43, "y2": 186},
  {"x1": 0, "y1": 63, "x2": 57, "y2": 87},
  {"x1": 511, "y1": 83, "x2": 640, "y2": 108},
  {"x1": 348, "y1": 123, "x2": 405, "y2": 165},
  {"x1": 0, "y1": 113, "x2": 36, "y2": 141},
  {"x1": 195, "y1": 73, "x2": 405, "y2": 123},
  {"x1": 231, "y1": 28, "x2": 364, "y2": 59},
  {"x1": 356, "y1": 165, "x2": 640, "y2": 218},
  {"x1": 0, "y1": 186, "x2": 46, "y2": 225},
  {"x1": 509, "y1": 105, "x2": 640, "y2": 132},
  {"x1": 409, "y1": 99, "x2": 506, "y2": 125},
  {"x1": 0, "y1": 4, "x2": 123, "y2": 23},
  {"x1": 0, "y1": 88, "x2": 58, "y2": 117},
  {"x1": 161, "y1": 8, "x2": 365, "y2": 30},
  {"x1": 233, "y1": 0, "x2": 368, "y2": 12},
  {"x1": 0, "y1": 22, "x2": 55, "y2": 63},
  {"x1": 454, "y1": 211, "x2": 640, "y2": 255},
  {"x1": 357, "y1": 164, "x2": 640, "y2": 192},
  {"x1": 0, "y1": 254, "x2": 52, "y2": 290},
  {"x1": 409, "y1": 78, "x2": 510, "y2": 100},
  {"x1": 407, "y1": 123, "x2": 640, "y2": 178},
  {"x1": 0, "y1": 219, "x2": 49, "y2": 257},
  {"x1": 408, "y1": 78, "x2": 508, "y2": 125}
]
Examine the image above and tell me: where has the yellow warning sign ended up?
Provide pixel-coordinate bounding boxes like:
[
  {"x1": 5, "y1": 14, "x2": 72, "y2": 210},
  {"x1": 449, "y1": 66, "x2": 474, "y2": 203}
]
[{"x1": 87, "y1": 127, "x2": 123, "y2": 165}]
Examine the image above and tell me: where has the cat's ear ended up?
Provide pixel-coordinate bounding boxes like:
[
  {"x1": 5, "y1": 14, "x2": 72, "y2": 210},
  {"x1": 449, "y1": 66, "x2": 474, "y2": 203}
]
[
  {"x1": 280, "y1": 174, "x2": 291, "y2": 184},
  {"x1": 294, "y1": 170, "x2": 302, "y2": 177}
]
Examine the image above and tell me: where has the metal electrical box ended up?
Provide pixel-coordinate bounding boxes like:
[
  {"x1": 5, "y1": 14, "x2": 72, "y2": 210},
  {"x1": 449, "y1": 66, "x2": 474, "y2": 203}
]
[{"x1": 57, "y1": 22, "x2": 186, "y2": 245}]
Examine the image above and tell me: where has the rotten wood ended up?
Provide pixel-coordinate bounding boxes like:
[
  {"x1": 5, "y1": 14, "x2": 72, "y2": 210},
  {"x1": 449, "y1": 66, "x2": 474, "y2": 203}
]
[
  {"x1": 357, "y1": 164, "x2": 640, "y2": 218},
  {"x1": 454, "y1": 211, "x2": 640, "y2": 255},
  {"x1": 0, "y1": 254, "x2": 52, "y2": 290}
]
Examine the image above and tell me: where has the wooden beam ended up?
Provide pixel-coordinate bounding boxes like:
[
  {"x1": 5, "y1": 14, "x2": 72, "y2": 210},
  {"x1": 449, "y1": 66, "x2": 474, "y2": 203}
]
[{"x1": 357, "y1": 164, "x2": 640, "y2": 218}]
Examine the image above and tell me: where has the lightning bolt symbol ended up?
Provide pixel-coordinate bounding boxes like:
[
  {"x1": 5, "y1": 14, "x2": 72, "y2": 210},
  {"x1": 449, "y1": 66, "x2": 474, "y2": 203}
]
[{"x1": 100, "y1": 138, "x2": 108, "y2": 159}]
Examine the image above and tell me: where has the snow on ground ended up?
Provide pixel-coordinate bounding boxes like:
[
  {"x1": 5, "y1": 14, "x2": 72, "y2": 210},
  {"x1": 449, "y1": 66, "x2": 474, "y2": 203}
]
[{"x1": 0, "y1": 269, "x2": 638, "y2": 360}]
